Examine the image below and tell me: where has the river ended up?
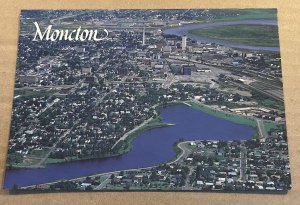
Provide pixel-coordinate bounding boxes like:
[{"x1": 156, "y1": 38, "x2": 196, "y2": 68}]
[
  {"x1": 4, "y1": 104, "x2": 255, "y2": 188},
  {"x1": 163, "y1": 20, "x2": 279, "y2": 52}
]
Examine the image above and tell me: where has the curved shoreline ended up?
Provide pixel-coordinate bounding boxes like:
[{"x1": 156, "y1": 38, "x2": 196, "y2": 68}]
[
  {"x1": 163, "y1": 20, "x2": 279, "y2": 51},
  {"x1": 7, "y1": 100, "x2": 276, "y2": 169},
  {"x1": 4, "y1": 103, "x2": 255, "y2": 189},
  {"x1": 20, "y1": 140, "x2": 191, "y2": 189},
  {"x1": 7, "y1": 100, "x2": 267, "y2": 169}
]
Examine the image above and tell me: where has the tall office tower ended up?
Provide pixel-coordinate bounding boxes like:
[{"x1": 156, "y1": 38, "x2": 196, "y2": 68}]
[{"x1": 182, "y1": 35, "x2": 187, "y2": 50}]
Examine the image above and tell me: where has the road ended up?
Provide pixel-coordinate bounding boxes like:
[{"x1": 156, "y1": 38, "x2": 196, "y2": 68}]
[
  {"x1": 30, "y1": 76, "x2": 130, "y2": 167},
  {"x1": 95, "y1": 76, "x2": 131, "y2": 107},
  {"x1": 93, "y1": 174, "x2": 111, "y2": 190},
  {"x1": 49, "y1": 11, "x2": 88, "y2": 25},
  {"x1": 239, "y1": 146, "x2": 247, "y2": 182},
  {"x1": 257, "y1": 119, "x2": 268, "y2": 139},
  {"x1": 15, "y1": 84, "x2": 75, "y2": 90},
  {"x1": 168, "y1": 141, "x2": 193, "y2": 164},
  {"x1": 33, "y1": 128, "x2": 74, "y2": 167},
  {"x1": 111, "y1": 116, "x2": 154, "y2": 150},
  {"x1": 111, "y1": 101, "x2": 187, "y2": 150},
  {"x1": 111, "y1": 101, "x2": 165, "y2": 150},
  {"x1": 22, "y1": 141, "x2": 194, "y2": 189},
  {"x1": 182, "y1": 166, "x2": 194, "y2": 190},
  {"x1": 26, "y1": 81, "x2": 84, "y2": 167},
  {"x1": 15, "y1": 98, "x2": 60, "y2": 136},
  {"x1": 161, "y1": 73, "x2": 175, "y2": 89},
  {"x1": 36, "y1": 98, "x2": 60, "y2": 117}
]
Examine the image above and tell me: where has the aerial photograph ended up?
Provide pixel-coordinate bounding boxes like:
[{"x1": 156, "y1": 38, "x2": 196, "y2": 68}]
[{"x1": 4, "y1": 9, "x2": 291, "y2": 193}]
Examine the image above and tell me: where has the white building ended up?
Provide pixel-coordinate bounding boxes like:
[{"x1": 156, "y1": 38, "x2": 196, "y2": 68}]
[{"x1": 182, "y1": 35, "x2": 187, "y2": 50}]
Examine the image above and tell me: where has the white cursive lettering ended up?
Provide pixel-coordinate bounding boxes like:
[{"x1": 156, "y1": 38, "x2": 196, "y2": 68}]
[{"x1": 32, "y1": 22, "x2": 108, "y2": 42}]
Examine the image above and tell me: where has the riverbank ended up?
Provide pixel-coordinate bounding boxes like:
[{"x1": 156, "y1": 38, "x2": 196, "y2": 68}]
[
  {"x1": 196, "y1": 9, "x2": 276, "y2": 22},
  {"x1": 19, "y1": 140, "x2": 193, "y2": 190},
  {"x1": 8, "y1": 100, "x2": 279, "y2": 169},
  {"x1": 163, "y1": 19, "x2": 279, "y2": 52},
  {"x1": 188, "y1": 24, "x2": 279, "y2": 47},
  {"x1": 40, "y1": 116, "x2": 175, "y2": 166},
  {"x1": 111, "y1": 101, "x2": 192, "y2": 154},
  {"x1": 186, "y1": 100, "x2": 280, "y2": 134},
  {"x1": 187, "y1": 100, "x2": 257, "y2": 127},
  {"x1": 113, "y1": 116, "x2": 175, "y2": 154},
  {"x1": 4, "y1": 103, "x2": 256, "y2": 188},
  {"x1": 9, "y1": 118, "x2": 174, "y2": 168}
]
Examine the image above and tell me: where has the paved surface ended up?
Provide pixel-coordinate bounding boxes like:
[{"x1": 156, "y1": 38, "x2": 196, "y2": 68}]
[
  {"x1": 94, "y1": 174, "x2": 111, "y2": 190},
  {"x1": 257, "y1": 119, "x2": 268, "y2": 139},
  {"x1": 162, "y1": 73, "x2": 175, "y2": 89},
  {"x1": 22, "y1": 141, "x2": 193, "y2": 189},
  {"x1": 111, "y1": 116, "x2": 154, "y2": 150}
]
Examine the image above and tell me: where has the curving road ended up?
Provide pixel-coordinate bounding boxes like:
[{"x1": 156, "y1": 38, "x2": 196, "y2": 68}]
[
  {"x1": 163, "y1": 20, "x2": 279, "y2": 52},
  {"x1": 21, "y1": 140, "x2": 193, "y2": 189},
  {"x1": 168, "y1": 141, "x2": 193, "y2": 164}
]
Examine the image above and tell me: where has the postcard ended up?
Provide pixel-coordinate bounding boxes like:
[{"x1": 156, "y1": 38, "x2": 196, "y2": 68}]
[{"x1": 4, "y1": 9, "x2": 291, "y2": 193}]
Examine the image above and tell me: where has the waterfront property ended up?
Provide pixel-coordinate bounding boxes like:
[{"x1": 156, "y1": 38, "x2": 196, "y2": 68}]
[
  {"x1": 4, "y1": 104, "x2": 255, "y2": 188},
  {"x1": 163, "y1": 20, "x2": 279, "y2": 51}
]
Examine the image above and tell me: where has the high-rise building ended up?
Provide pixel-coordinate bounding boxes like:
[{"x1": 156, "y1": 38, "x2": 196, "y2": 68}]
[
  {"x1": 182, "y1": 35, "x2": 187, "y2": 50},
  {"x1": 142, "y1": 26, "x2": 145, "y2": 46}
]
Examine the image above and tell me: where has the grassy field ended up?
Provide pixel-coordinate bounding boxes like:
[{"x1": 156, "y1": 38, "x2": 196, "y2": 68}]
[
  {"x1": 26, "y1": 148, "x2": 51, "y2": 158},
  {"x1": 187, "y1": 100, "x2": 257, "y2": 128},
  {"x1": 197, "y1": 9, "x2": 277, "y2": 22},
  {"x1": 256, "y1": 98, "x2": 284, "y2": 111},
  {"x1": 264, "y1": 121, "x2": 282, "y2": 133},
  {"x1": 187, "y1": 100, "x2": 281, "y2": 136},
  {"x1": 189, "y1": 24, "x2": 279, "y2": 47},
  {"x1": 251, "y1": 92, "x2": 285, "y2": 111}
]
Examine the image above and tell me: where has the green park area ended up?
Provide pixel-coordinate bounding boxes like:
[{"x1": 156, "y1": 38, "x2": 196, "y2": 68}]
[
  {"x1": 189, "y1": 24, "x2": 279, "y2": 47},
  {"x1": 187, "y1": 100, "x2": 257, "y2": 127},
  {"x1": 197, "y1": 9, "x2": 277, "y2": 22}
]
